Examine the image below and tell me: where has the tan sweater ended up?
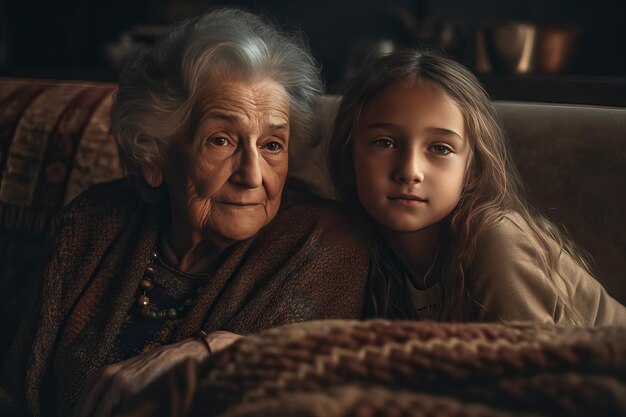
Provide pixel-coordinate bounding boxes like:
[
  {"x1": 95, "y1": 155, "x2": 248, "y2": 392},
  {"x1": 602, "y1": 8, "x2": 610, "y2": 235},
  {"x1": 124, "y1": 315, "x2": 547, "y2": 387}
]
[
  {"x1": 405, "y1": 212, "x2": 626, "y2": 325},
  {"x1": 469, "y1": 212, "x2": 626, "y2": 324}
]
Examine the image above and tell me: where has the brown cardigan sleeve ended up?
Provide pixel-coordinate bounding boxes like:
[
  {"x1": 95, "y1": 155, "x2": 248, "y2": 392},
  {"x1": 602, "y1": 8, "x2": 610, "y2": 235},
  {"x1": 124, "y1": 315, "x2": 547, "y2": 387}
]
[
  {"x1": 0, "y1": 263, "x2": 45, "y2": 417},
  {"x1": 0, "y1": 195, "x2": 94, "y2": 417},
  {"x1": 0, "y1": 180, "x2": 143, "y2": 417}
]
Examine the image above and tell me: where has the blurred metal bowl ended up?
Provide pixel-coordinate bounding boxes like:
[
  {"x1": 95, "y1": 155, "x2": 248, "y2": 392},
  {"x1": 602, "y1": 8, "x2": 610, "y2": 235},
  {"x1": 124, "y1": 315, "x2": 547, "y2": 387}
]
[{"x1": 476, "y1": 23, "x2": 580, "y2": 75}]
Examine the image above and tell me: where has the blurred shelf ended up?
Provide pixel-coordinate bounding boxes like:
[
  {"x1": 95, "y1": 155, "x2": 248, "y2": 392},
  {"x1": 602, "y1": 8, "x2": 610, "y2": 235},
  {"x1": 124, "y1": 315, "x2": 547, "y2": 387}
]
[
  {"x1": 480, "y1": 74, "x2": 626, "y2": 107},
  {"x1": 2, "y1": 67, "x2": 625, "y2": 108}
]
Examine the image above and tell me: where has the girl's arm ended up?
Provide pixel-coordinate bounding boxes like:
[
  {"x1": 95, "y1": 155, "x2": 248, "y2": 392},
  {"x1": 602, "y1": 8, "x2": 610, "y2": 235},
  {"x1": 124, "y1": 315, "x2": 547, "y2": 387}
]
[
  {"x1": 469, "y1": 213, "x2": 626, "y2": 325},
  {"x1": 470, "y1": 216, "x2": 559, "y2": 323}
]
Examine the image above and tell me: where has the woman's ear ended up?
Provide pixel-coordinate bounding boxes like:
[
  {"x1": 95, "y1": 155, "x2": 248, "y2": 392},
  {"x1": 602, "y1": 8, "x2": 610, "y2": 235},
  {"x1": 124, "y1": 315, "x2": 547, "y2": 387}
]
[{"x1": 142, "y1": 165, "x2": 164, "y2": 188}]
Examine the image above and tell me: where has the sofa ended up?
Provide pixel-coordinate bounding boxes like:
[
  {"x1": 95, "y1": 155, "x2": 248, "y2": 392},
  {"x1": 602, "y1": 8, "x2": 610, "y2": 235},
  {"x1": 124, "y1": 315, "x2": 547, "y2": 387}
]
[{"x1": 1, "y1": 78, "x2": 625, "y2": 416}]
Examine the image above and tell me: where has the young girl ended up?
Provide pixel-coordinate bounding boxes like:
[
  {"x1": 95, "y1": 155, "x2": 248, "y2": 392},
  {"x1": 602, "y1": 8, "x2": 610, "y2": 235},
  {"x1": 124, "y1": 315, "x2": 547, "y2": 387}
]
[{"x1": 329, "y1": 49, "x2": 626, "y2": 324}]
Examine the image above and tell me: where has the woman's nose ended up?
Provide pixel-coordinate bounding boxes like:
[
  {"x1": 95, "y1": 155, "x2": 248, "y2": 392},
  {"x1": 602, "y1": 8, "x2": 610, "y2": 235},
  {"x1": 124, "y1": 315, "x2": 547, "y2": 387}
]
[
  {"x1": 230, "y1": 146, "x2": 263, "y2": 188},
  {"x1": 393, "y1": 150, "x2": 425, "y2": 184}
]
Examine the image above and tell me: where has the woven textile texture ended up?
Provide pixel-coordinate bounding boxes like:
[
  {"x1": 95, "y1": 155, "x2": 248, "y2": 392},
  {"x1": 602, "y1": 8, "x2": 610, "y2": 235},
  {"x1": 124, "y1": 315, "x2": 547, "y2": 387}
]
[
  {"x1": 0, "y1": 78, "x2": 121, "y2": 234},
  {"x1": 0, "y1": 79, "x2": 122, "y2": 360},
  {"x1": 183, "y1": 320, "x2": 626, "y2": 417}
]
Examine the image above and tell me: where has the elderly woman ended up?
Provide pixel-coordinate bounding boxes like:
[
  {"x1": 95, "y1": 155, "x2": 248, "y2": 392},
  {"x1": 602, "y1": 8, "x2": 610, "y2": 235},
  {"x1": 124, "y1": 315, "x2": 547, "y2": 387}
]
[{"x1": 0, "y1": 8, "x2": 368, "y2": 417}]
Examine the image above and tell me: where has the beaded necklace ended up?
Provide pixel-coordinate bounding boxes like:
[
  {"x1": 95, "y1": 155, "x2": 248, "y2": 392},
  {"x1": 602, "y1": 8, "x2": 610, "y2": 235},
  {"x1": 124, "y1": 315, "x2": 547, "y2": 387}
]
[{"x1": 136, "y1": 251, "x2": 208, "y2": 320}]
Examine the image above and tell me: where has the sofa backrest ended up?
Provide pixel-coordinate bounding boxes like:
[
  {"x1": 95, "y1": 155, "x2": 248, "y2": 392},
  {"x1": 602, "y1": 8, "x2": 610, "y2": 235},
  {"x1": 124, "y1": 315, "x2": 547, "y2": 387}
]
[
  {"x1": 497, "y1": 102, "x2": 626, "y2": 303},
  {"x1": 0, "y1": 78, "x2": 624, "y2": 304}
]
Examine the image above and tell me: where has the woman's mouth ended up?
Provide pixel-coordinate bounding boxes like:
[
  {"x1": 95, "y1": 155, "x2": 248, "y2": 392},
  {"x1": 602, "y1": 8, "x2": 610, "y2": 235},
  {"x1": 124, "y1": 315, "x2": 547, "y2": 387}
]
[{"x1": 219, "y1": 201, "x2": 262, "y2": 207}]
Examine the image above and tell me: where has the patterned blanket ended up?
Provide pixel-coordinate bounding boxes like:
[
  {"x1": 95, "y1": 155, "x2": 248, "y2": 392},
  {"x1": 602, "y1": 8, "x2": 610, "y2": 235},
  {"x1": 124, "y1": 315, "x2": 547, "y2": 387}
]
[{"x1": 178, "y1": 320, "x2": 626, "y2": 417}]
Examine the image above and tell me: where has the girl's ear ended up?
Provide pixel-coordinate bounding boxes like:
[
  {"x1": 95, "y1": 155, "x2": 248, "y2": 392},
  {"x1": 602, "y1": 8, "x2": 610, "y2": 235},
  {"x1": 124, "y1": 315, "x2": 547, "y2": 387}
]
[{"x1": 142, "y1": 165, "x2": 164, "y2": 188}]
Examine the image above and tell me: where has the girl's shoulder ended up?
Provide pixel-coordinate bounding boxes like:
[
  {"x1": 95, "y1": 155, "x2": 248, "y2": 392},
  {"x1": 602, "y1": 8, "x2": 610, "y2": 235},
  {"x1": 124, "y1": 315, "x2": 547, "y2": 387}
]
[
  {"x1": 483, "y1": 211, "x2": 532, "y2": 235},
  {"x1": 475, "y1": 211, "x2": 543, "y2": 256}
]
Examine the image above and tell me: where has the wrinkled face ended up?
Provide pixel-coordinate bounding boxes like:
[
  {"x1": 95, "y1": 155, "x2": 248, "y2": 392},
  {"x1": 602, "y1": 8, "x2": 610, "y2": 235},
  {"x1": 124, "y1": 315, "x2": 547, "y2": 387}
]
[
  {"x1": 164, "y1": 79, "x2": 290, "y2": 247},
  {"x1": 352, "y1": 79, "x2": 471, "y2": 234}
]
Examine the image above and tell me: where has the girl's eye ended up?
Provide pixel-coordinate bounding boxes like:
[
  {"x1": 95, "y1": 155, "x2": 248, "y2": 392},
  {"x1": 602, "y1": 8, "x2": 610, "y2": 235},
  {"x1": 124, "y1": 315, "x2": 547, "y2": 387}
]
[
  {"x1": 429, "y1": 144, "x2": 452, "y2": 155},
  {"x1": 263, "y1": 141, "x2": 284, "y2": 152},
  {"x1": 374, "y1": 139, "x2": 396, "y2": 149}
]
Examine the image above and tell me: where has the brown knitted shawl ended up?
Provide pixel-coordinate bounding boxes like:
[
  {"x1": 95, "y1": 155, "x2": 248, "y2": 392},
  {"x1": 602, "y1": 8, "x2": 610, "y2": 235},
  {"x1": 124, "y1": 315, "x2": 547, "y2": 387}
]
[{"x1": 0, "y1": 179, "x2": 368, "y2": 417}]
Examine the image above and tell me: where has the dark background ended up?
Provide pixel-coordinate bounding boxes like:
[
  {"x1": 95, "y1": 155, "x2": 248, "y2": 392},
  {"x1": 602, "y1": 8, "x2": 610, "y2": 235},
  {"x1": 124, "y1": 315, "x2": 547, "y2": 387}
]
[{"x1": 1, "y1": 0, "x2": 625, "y2": 103}]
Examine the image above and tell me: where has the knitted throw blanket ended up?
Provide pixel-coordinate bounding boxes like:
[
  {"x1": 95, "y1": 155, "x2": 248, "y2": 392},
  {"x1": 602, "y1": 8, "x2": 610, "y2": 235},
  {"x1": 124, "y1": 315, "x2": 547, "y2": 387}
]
[{"x1": 121, "y1": 320, "x2": 626, "y2": 417}]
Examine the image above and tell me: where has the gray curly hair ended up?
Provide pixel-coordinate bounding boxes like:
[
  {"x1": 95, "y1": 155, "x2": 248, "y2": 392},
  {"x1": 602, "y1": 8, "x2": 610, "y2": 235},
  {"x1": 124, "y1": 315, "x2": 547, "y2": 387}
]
[{"x1": 111, "y1": 8, "x2": 323, "y2": 181}]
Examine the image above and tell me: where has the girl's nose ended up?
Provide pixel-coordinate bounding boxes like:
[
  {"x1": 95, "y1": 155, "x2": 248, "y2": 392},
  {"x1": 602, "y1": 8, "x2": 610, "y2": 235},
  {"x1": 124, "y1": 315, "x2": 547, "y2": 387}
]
[
  {"x1": 230, "y1": 146, "x2": 263, "y2": 188},
  {"x1": 394, "y1": 151, "x2": 425, "y2": 184}
]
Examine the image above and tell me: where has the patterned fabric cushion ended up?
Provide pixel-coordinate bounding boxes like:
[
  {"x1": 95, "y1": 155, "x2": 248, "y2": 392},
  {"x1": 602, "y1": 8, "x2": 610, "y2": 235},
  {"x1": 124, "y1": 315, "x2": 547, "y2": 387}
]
[
  {"x1": 188, "y1": 320, "x2": 626, "y2": 417},
  {"x1": 0, "y1": 78, "x2": 122, "y2": 359},
  {"x1": 0, "y1": 78, "x2": 122, "y2": 234}
]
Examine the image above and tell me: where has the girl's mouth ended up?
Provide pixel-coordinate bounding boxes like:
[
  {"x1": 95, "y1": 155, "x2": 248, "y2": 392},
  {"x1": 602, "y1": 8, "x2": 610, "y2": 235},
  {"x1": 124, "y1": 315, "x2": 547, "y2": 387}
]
[{"x1": 388, "y1": 194, "x2": 428, "y2": 206}]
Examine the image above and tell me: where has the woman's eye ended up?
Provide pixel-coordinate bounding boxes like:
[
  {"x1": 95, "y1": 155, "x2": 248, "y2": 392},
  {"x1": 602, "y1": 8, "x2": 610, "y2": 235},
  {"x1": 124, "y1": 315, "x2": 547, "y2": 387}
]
[
  {"x1": 210, "y1": 137, "x2": 230, "y2": 147},
  {"x1": 374, "y1": 139, "x2": 395, "y2": 149},
  {"x1": 263, "y1": 141, "x2": 284, "y2": 152},
  {"x1": 429, "y1": 144, "x2": 452, "y2": 155}
]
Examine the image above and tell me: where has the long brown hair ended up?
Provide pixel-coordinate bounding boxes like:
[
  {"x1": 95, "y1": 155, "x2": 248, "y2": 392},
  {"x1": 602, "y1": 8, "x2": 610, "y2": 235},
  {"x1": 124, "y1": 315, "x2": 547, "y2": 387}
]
[{"x1": 328, "y1": 49, "x2": 593, "y2": 322}]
